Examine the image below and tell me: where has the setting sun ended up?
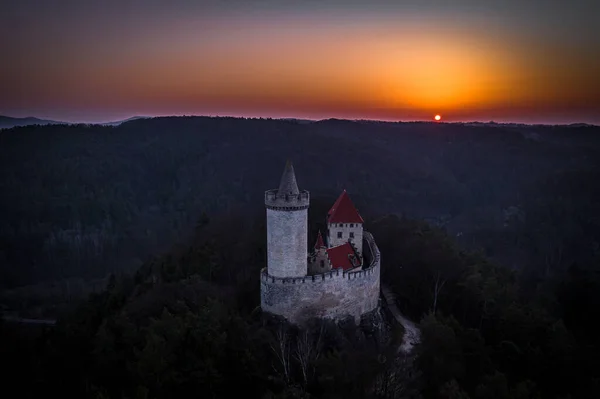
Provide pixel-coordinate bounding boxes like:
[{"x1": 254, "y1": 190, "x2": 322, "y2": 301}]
[{"x1": 434, "y1": 115, "x2": 442, "y2": 121}]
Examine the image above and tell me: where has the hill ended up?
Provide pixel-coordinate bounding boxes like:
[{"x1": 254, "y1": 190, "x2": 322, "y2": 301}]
[
  {"x1": 0, "y1": 115, "x2": 64, "y2": 129},
  {"x1": 2, "y1": 212, "x2": 598, "y2": 398},
  {"x1": 99, "y1": 116, "x2": 150, "y2": 126},
  {"x1": 0, "y1": 116, "x2": 599, "y2": 295}
]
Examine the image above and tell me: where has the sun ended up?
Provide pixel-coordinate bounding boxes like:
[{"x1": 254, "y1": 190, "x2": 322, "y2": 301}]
[{"x1": 434, "y1": 115, "x2": 442, "y2": 121}]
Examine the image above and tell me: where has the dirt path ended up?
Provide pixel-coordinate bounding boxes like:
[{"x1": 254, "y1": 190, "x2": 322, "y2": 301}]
[{"x1": 381, "y1": 285, "x2": 420, "y2": 354}]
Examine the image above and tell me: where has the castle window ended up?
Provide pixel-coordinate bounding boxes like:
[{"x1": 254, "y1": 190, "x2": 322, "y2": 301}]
[
  {"x1": 350, "y1": 232, "x2": 355, "y2": 238},
  {"x1": 350, "y1": 223, "x2": 354, "y2": 227},
  {"x1": 320, "y1": 260, "x2": 325, "y2": 268},
  {"x1": 337, "y1": 232, "x2": 342, "y2": 238}
]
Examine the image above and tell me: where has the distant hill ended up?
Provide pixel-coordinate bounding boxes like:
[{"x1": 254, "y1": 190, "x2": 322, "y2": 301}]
[
  {"x1": 0, "y1": 115, "x2": 151, "y2": 129},
  {"x1": 0, "y1": 116, "x2": 64, "y2": 130},
  {"x1": 99, "y1": 116, "x2": 150, "y2": 126}
]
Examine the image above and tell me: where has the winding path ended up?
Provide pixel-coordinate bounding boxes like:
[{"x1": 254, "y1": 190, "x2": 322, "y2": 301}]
[{"x1": 381, "y1": 285, "x2": 420, "y2": 354}]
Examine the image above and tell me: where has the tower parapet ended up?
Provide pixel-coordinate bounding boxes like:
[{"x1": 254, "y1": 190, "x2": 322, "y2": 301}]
[{"x1": 264, "y1": 189, "x2": 310, "y2": 210}]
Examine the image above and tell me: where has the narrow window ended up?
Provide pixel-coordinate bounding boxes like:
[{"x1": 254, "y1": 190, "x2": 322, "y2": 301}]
[
  {"x1": 337, "y1": 232, "x2": 343, "y2": 239},
  {"x1": 350, "y1": 232, "x2": 355, "y2": 238},
  {"x1": 350, "y1": 223, "x2": 354, "y2": 227},
  {"x1": 320, "y1": 260, "x2": 325, "y2": 268}
]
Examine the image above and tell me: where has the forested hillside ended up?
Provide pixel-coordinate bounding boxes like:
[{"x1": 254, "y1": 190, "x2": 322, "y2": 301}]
[
  {"x1": 2, "y1": 211, "x2": 598, "y2": 398},
  {"x1": 1, "y1": 115, "x2": 599, "y2": 396},
  {"x1": 1, "y1": 117, "x2": 599, "y2": 311}
]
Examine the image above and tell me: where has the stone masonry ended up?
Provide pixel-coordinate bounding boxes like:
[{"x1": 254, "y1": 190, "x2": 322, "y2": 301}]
[
  {"x1": 261, "y1": 232, "x2": 381, "y2": 325},
  {"x1": 266, "y1": 207, "x2": 308, "y2": 278}
]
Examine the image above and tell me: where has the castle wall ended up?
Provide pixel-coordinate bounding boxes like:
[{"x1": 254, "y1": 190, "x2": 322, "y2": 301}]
[
  {"x1": 267, "y1": 208, "x2": 308, "y2": 278},
  {"x1": 327, "y1": 223, "x2": 363, "y2": 255},
  {"x1": 261, "y1": 231, "x2": 380, "y2": 325}
]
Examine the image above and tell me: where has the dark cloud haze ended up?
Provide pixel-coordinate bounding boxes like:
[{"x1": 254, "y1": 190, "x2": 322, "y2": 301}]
[{"x1": 1, "y1": 0, "x2": 598, "y2": 123}]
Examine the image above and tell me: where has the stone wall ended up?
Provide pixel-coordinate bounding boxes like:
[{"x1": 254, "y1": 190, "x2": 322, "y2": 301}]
[
  {"x1": 266, "y1": 207, "x2": 308, "y2": 278},
  {"x1": 261, "y1": 231, "x2": 381, "y2": 325},
  {"x1": 327, "y1": 222, "x2": 363, "y2": 255}
]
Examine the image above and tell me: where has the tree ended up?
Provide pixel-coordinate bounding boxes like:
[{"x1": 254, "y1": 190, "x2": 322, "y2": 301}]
[
  {"x1": 271, "y1": 326, "x2": 292, "y2": 385},
  {"x1": 294, "y1": 325, "x2": 324, "y2": 388}
]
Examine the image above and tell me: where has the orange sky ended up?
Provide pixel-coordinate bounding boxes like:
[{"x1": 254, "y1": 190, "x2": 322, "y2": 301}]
[{"x1": 1, "y1": 1, "x2": 598, "y2": 123}]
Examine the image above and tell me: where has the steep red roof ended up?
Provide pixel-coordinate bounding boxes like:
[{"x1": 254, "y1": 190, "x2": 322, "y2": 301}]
[
  {"x1": 314, "y1": 230, "x2": 325, "y2": 249},
  {"x1": 326, "y1": 242, "x2": 361, "y2": 271},
  {"x1": 327, "y1": 190, "x2": 364, "y2": 224}
]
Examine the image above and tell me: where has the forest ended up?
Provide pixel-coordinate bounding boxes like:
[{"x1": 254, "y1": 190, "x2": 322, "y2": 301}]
[
  {"x1": 1, "y1": 118, "x2": 598, "y2": 291},
  {"x1": 0, "y1": 117, "x2": 599, "y2": 397},
  {"x1": 1, "y1": 210, "x2": 599, "y2": 398}
]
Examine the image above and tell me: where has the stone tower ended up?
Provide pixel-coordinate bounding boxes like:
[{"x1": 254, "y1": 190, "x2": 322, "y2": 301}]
[{"x1": 264, "y1": 160, "x2": 310, "y2": 278}]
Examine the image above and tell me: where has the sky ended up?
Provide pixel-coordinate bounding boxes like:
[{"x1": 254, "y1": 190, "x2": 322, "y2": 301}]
[{"x1": 1, "y1": 0, "x2": 599, "y2": 124}]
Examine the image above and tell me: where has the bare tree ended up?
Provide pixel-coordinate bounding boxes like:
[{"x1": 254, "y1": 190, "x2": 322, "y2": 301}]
[
  {"x1": 295, "y1": 330, "x2": 311, "y2": 387},
  {"x1": 432, "y1": 270, "x2": 446, "y2": 315},
  {"x1": 294, "y1": 324, "x2": 325, "y2": 388},
  {"x1": 271, "y1": 326, "x2": 291, "y2": 384}
]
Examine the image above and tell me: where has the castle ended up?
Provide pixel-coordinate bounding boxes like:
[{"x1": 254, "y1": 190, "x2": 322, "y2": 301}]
[{"x1": 260, "y1": 161, "x2": 381, "y2": 325}]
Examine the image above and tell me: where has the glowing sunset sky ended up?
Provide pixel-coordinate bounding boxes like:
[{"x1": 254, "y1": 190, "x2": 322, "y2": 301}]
[{"x1": 1, "y1": 0, "x2": 598, "y2": 123}]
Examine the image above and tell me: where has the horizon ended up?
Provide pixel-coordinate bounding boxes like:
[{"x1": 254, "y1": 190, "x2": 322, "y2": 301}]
[
  {"x1": 2, "y1": 112, "x2": 598, "y2": 127},
  {"x1": 2, "y1": 0, "x2": 599, "y2": 125}
]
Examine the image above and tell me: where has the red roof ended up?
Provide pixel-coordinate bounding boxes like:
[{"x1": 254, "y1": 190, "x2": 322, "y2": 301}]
[
  {"x1": 326, "y1": 242, "x2": 361, "y2": 271},
  {"x1": 314, "y1": 230, "x2": 325, "y2": 249},
  {"x1": 327, "y1": 190, "x2": 364, "y2": 224}
]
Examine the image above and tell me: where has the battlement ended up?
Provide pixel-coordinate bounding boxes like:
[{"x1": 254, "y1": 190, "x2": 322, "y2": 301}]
[
  {"x1": 261, "y1": 267, "x2": 341, "y2": 284},
  {"x1": 261, "y1": 265, "x2": 378, "y2": 283},
  {"x1": 262, "y1": 231, "x2": 379, "y2": 285},
  {"x1": 265, "y1": 189, "x2": 310, "y2": 210},
  {"x1": 261, "y1": 231, "x2": 381, "y2": 325}
]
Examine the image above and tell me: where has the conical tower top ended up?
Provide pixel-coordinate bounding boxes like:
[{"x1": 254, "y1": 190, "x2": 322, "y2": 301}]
[
  {"x1": 278, "y1": 159, "x2": 300, "y2": 196},
  {"x1": 265, "y1": 160, "x2": 309, "y2": 210},
  {"x1": 314, "y1": 230, "x2": 325, "y2": 249}
]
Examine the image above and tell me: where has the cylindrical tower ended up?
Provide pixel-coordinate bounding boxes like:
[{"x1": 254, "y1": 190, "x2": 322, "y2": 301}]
[{"x1": 265, "y1": 160, "x2": 310, "y2": 278}]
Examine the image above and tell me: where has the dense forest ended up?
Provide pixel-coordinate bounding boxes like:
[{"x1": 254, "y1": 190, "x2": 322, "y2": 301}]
[
  {"x1": 0, "y1": 117, "x2": 599, "y2": 397},
  {"x1": 1, "y1": 210, "x2": 599, "y2": 398},
  {"x1": 1, "y1": 118, "x2": 598, "y2": 291}
]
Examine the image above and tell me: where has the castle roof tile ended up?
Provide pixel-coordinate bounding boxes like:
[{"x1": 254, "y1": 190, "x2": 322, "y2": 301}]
[
  {"x1": 326, "y1": 242, "x2": 361, "y2": 271},
  {"x1": 327, "y1": 190, "x2": 364, "y2": 224},
  {"x1": 314, "y1": 230, "x2": 325, "y2": 249}
]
